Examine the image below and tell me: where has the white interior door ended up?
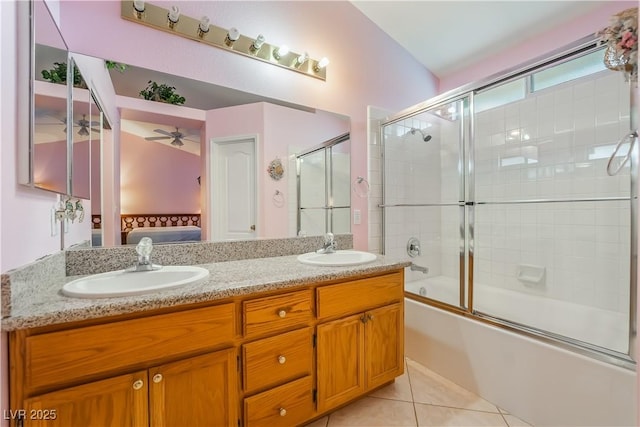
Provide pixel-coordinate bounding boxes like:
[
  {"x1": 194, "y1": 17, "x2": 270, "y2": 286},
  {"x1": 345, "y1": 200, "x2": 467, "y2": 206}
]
[{"x1": 211, "y1": 137, "x2": 256, "y2": 240}]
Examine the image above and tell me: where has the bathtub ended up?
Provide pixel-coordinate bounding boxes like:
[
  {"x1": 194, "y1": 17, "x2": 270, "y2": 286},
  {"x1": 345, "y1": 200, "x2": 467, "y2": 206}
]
[
  {"x1": 404, "y1": 276, "x2": 637, "y2": 426},
  {"x1": 405, "y1": 276, "x2": 629, "y2": 353}
]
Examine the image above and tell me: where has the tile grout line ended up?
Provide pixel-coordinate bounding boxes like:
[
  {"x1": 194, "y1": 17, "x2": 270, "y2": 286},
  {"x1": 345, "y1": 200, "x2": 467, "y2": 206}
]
[{"x1": 405, "y1": 357, "x2": 420, "y2": 426}]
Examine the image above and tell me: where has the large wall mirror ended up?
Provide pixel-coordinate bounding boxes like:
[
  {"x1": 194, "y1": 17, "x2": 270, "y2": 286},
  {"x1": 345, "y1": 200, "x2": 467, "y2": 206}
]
[
  {"x1": 85, "y1": 61, "x2": 351, "y2": 246},
  {"x1": 28, "y1": 0, "x2": 69, "y2": 194}
]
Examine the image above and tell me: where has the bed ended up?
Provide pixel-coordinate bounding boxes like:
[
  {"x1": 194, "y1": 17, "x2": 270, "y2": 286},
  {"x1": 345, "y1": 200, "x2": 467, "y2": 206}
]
[
  {"x1": 91, "y1": 214, "x2": 202, "y2": 245},
  {"x1": 121, "y1": 214, "x2": 201, "y2": 245}
]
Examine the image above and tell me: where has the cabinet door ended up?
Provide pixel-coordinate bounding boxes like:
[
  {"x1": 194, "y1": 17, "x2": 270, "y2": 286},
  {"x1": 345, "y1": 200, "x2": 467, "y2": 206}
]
[
  {"x1": 365, "y1": 303, "x2": 404, "y2": 390},
  {"x1": 316, "y1": 313, "x2": 365, "y2": 413},
  {"x1": 149, "y1": 349, "x2": 238, "y2": 427},
  {"x1": 23, "y1": 371, "x2": 148, "y2": 427}
]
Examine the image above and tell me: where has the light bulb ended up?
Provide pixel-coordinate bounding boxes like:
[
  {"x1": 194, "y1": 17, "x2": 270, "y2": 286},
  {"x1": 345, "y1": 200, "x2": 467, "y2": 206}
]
[
  {"x1": 133, "y1": 0, "x2": 145, "y2": 12},
  {"x1": 199, "y1": 16, "x2": 210, "y2": 34},
  {"x1": 274, "y1": 45, "x2": 289, "y2": 60},
  {"x1": 295, "y1": 51, "x2": 309, "y2": 67},
  {"x1": 133, "y1": 0, "x2": 145, "y2": 19},
  {"x1": 314, "y1": 57, "x2": 330, "y2": 72},
  {"x1": 225, "y1": 27, "x2": 240, "y2": 46},
  {"x1": 250, "y1": 34, "x2": 265, "y2": 53},
  {"x1": 168, "y1": 5, "x2": 180, "y2": 23}
]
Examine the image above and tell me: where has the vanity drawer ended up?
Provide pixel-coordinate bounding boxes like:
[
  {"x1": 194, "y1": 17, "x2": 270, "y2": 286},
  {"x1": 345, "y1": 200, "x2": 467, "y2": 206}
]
[
  {"x1": 24, "y1": 303, "x2": 235, "y2": 392},
  {"x1": 243, "y1": 290, "x2": 313, "y2": 337},
  {"x1": 244, "y1": 376, "x2": 314, "y2": 427},
  {"x1": 243, "y1": 327, "x2": 312, "y2": 393},
  {"x1": 316, "y1": 271, "x2": 403, "y2": 320}
]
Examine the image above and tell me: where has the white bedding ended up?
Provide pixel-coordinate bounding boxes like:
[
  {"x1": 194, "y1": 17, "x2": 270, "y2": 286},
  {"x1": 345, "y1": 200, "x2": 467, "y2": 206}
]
[{"x1": 125, "y1": 226, "x2": 201, "y2": 244}]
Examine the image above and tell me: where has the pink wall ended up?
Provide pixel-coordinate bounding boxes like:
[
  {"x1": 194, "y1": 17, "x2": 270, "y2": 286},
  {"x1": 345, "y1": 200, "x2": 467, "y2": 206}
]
[
  {"x1": 439, "y1": 1, "x2": 637, "y2": 93},
  {"x1": 33, "y1": 140, "x2": 67, "y2": 193},
  {"x1": 120, "y1": 132, "x2": 201, "y2": 214},
  {"x1": 59, "y1": 1, "x2": 439, "y2": 250}
]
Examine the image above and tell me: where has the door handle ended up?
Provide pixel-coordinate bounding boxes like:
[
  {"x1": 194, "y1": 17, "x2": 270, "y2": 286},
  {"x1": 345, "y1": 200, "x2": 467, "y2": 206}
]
[{"x1": 250, "y1": 225, "x2": 256, "y2": 231}]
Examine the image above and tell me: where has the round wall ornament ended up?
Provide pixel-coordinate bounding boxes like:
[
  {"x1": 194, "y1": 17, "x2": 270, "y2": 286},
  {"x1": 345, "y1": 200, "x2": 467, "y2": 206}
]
[{"x1": 267, "y1": 157, "x2": 284, "y2": 180}]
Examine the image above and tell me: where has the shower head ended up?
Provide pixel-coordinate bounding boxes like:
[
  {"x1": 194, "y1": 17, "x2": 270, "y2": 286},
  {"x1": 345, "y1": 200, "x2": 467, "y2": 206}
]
[{"x1": 410, "y1": 128, "x2": 432, "y2": 142}]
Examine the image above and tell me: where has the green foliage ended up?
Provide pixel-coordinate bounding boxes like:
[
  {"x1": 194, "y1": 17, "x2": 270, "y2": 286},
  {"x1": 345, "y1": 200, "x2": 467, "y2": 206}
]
[
  {"x1": 105, "y1": 60, "x2": 127, "y2": 73},
  {"x1": 41, "y1": 62, "x2": 87, "y2": 88},
  {"x1": 139, "y1": 80, "x2": 186, "y2": 105}
]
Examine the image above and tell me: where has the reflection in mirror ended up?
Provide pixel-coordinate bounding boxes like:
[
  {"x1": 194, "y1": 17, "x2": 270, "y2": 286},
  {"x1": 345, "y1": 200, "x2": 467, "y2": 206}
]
[
  {"x1": 30, "y1": 0, "x2": 69, "y2": 193},
  {"x1": 89, "y1": 93, "x2": 104, "y2": 247},
  {"x1": 70, "y1": 59, "x2": 93, "y2": 199},
  {"x1": 70, "y1": 60, "x2": 350, "y2": 246},
  {"x1": 297, "y1": 134, "x2": 351, "y2": 236}
]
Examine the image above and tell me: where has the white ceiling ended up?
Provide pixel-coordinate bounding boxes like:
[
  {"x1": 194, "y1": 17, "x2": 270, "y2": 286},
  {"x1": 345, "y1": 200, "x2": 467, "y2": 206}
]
[{"x1": 351, "y1": 1, "x2": 608, "y2": 77}]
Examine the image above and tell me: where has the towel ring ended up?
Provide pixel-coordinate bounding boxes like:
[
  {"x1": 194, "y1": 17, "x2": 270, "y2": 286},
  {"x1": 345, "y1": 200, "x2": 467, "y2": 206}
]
[
  {"x1": 607, "y1": 130, "x2": 637, "y2": 176},
  {"x1": 352, "y1": 176, "x2": 370, "y2": 198},
  {"x1": 273, "y1": 190, "x2": 285, "y2": 207}
]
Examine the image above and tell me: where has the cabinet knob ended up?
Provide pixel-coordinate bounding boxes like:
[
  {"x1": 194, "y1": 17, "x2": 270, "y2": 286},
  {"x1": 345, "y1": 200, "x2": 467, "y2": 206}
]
[
  {"x1": 278, "y1": 355, "x2": 286, "y2": 364},
  {"x1": 153, "y1": 374, "x2": 163, "y2": 383},
  {"x1": 368, "y1": 314, "x2": 374, "y2": 321},
  {"x1": 278, "y1": 309, "x2": 287, "y2": 318},
  {"x1": 133, "y1": 379, "x2": 144, "y2": 390},
  {"x1": 279, "y1": 408, "x2": 287, "y2": 417},
  {"x1": 360, "y1": 314, "x2": 367, "y2": 323}
]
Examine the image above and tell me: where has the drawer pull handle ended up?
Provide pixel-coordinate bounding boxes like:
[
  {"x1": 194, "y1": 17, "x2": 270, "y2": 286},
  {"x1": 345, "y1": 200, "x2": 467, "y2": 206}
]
[
  {"x1": 278, "y1": 355, "x2": 287, "y2": 364},
  {"x1": 133, "y1": 379, "x2": 144, "y2": 390},
  {"x1": 279, "y1": 408, "x2": 287, "y2": 417},
  {"x1": 278, "y1": 309, "x2": 287, "y2": 318},
  {"x1": 153, "y1": 374, "x2": 163, "y2": 383}
]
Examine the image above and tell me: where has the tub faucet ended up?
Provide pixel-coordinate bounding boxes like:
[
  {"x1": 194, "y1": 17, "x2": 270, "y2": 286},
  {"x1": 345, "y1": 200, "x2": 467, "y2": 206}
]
[
  {"x1": 317, "y1": 233, "x2": 337, "y2": 254},
  {"x1": 131, "y1": 237, "x2": 162, "y2": 272},
  {"x1": 410, "y1": 263, "x2": 429, "y2": 274}
]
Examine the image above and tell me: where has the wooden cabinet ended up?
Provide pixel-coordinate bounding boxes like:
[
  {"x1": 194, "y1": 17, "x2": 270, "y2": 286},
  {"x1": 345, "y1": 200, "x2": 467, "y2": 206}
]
[
  {"x1": 149, "y1": 350, "x2": 237, "y2": 427},
  {"x1": 24, "y1": 371, "x2": 149, "y2": 427},
  {"x1": 9, "y1": 268, "x2": 404, "y2": 427},
  {"x1": 315, "y1": 272, "x2": 404, "y2": 413}
]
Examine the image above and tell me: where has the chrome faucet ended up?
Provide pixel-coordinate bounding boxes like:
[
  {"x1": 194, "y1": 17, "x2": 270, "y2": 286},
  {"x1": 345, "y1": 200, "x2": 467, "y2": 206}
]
[
  {"x1": 410, "y1": 263, "x2": 429, "y2": 274},
  {"x1": 131, "y1": 237, "x2": 162, "y2": 272},
  {"x1": 317, "y1": 232, "x2": 337, "y2": 254}
]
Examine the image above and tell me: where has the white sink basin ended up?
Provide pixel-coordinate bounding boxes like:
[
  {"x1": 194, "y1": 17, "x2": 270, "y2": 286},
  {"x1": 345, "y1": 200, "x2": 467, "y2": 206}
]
[
  {"x1": 62, "y1": 266, "x2": 210, "y2": 298},
  {"x1": 297, "y1": 250, "x2": 377, "y2": 266}
]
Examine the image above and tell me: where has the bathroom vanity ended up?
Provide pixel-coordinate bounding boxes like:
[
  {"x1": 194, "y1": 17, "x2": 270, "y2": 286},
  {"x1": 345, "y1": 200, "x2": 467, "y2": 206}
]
[{"x1": 3, "y1": 248, "x2": 407, "y2": 427}]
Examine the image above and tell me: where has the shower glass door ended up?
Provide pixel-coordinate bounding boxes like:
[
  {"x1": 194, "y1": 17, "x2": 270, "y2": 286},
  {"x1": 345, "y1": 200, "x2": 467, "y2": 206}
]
[
  {"x1": 472, "y1": 50, "x2": 633, "y2": 355},
  {"x1": 382, "y1": 98, "x2": 469, "y2": 309}
]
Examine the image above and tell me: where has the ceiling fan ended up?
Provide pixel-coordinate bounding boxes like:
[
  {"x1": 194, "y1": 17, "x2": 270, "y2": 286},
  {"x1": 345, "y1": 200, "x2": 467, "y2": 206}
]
[
  {"x1": 145, "y1": 127, "x2": 197, "y2": 147},
  {"x1": 70, "y1": 114, "x2": 100, "y2": 136}
]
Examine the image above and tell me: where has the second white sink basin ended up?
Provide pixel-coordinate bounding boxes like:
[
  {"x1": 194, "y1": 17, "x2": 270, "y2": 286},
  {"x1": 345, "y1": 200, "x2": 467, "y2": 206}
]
[
  {"x1": 62, "y1": 265, "x2": 210, "y2": 299},
  {"x1": 297, "y1": 250, "x2": 377, "y2": 266}
]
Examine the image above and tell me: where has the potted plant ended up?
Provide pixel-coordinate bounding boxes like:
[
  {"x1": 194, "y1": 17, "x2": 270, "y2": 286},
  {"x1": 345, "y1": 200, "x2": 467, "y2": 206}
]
[
  {"x1": 139, "y1": 80, "x2": 186, "y2": 105},
  {"x1": 105, "y1": 60, "x2": 127, "y2": 73},
  {"x1": 41, "y1": 62, "x2": 87, "y2": 88}
]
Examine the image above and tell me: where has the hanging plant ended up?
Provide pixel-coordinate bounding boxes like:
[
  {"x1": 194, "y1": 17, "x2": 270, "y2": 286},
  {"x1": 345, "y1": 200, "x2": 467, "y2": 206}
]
[
  {"x1": 41, "y1": 62, "x2": 87, "y2": 88},
  {"x1": 139, "y1": 80, "x2": 186, "y2": 105},
  {"x1": 105, "y1": 60, "x2": 127, "y2": 73}
]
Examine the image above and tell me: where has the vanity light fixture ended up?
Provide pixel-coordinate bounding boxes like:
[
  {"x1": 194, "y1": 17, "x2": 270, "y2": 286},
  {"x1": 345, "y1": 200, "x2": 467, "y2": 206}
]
[
  {"x1": 198, "y1": 16, "x2": 210, "y2": 38},
  {"x1": 133, "y1": 0, "x2": 145, "y2": 19},
  {"x1": 313, "y1": 57, "x2": 330, "y2": 72},
  {"x1": 273, "y1": 45, "x2": 289, "y2": 60},
  {"x1": 225, "y1": 27, "x2": 240, "y2": 47},
  {"x1": 295, "y1": 51, "x2": 309, "y2": 68},
  {"x1": 167, "y1": 5, "x2": 180, "y2": 29},
  {"x1": 249, "y1": 34, "x2": 265, "y2": 54},
  {"x1": 121, "y1": 1, "x2": 328, "y2": 80}
]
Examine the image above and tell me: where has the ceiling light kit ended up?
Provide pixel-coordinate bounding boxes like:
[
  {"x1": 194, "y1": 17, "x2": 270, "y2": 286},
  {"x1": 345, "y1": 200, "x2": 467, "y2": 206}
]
[{"x1": 121, "y1": 1, "x2": 329, "y2": 81}]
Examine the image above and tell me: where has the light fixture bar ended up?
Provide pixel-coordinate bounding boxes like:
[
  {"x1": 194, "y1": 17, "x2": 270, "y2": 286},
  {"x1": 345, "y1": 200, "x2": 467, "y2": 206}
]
[{"x1": 120, "y1": 1, "x2": 327, "y2": 81}]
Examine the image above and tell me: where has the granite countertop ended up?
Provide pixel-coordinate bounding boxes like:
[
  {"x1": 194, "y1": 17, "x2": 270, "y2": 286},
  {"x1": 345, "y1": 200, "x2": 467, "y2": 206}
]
[{"x1": 2, "y1": 254, "x2": 409, "y2": 331}]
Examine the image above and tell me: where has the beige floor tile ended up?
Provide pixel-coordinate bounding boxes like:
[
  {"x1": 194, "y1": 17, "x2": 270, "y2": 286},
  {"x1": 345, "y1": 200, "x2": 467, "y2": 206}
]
[
  {"x1": 327, "y1": 396, "x2": 417, "y2": 427},
  {"x1": 415, "y1": 403, "x2": 508, "y2": 427},
  {"x1": 369, "y1": 365, "x2": 413, "y2": 402},
  {"x1": 407, "y1": 359, "x2": 499, "y2": 413},
  {"x1": 303, "y1": 416, "x2": 329, "y2": 427},
  {"x1": 502, "y1": 414, "x2": 532, "y2": 426}
]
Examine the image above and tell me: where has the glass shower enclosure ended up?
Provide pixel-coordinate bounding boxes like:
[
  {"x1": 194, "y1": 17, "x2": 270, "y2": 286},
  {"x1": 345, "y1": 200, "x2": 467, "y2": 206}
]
[
  {"x1": 297, "y1": 133, "x2": 351, "y2": 236},
  {"x1": 381, "y1": 43, "x2": 635, "y2": 364}
]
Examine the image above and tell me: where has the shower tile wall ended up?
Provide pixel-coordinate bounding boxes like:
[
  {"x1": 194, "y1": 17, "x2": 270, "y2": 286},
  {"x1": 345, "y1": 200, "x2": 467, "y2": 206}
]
[{"x1": 474, "y1": 71, "x2": 631, "y2": 313}]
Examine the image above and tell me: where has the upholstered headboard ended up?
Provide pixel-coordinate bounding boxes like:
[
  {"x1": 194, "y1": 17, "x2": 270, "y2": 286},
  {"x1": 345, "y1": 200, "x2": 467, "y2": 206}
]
[{"x1": 120, "y1": 214, "x2": 201, "y2": 233}]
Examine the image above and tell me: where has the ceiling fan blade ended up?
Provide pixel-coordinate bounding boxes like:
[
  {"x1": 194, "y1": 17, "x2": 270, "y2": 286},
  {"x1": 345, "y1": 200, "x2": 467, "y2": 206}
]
[
  {"x1": 153, "y1": 129, "x2": 174, "y2": 137},
  {"x1": 145, "y1": 136, "x2": 171, "y2": 141}
]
